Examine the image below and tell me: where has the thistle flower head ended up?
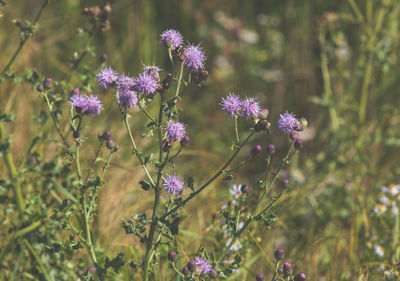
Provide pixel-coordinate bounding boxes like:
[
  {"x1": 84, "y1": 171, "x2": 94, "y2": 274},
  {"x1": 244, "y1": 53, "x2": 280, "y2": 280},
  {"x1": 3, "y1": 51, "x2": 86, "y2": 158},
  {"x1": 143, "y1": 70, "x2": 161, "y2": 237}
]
[
  {"x1": 163, "y1": 174, "x2": 184, "y2": 196},
  {"x1": 183, "y1": 44, "x2": 206, "y2": 72},
  {"x1": 160, "y1": 29, "x2": 183, "y2": 51},
  {"x1": 85, "y1": 95, "x2": 103, "y2": 116},
  {"x1": 96, "y1": 67, "x2": 118, "y2": 89},
  {"x1": 118, "y1": 90, "x2": 138, "y2": 109},
  {"x1": 278, "y1": 112, "x2": 297, "y2": 134},
  {"x1": 134, "y1": 72, "x2": 159, "y2": 95},
  {"x1": 194, "y1": 256, "x2": 212, "y2": 275},
  {"x1": 220, "y1": 93, "x2": 242, "y2": 116},
  {"x1": 116, "y1": 73, "x2": 134, "y2": 92},
  {"x1": 241, "y1": 97, "x2": 260, "y2": 120},
  {"x1": 144, "y1": 64, "x2": 161, "y2": 80},
  {"x1": 164, "y1": 121, "x2": 186, "y2": 141},
  {"x1": 69, "y1": 94, "x2": 88, "y2": 111}
]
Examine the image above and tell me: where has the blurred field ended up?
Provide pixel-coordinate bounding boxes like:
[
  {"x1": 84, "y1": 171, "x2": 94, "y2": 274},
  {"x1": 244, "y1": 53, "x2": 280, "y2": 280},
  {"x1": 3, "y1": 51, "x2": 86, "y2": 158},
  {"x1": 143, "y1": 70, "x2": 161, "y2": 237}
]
[{"x1": 1, "y1": 0, "x2": 400, "y2": 280}]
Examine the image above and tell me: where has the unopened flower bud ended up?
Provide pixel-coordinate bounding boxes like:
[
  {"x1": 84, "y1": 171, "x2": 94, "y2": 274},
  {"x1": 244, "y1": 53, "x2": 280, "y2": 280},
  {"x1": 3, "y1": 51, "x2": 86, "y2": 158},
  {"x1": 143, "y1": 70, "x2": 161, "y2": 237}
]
[
  {"x1": 294, "y1": 272, "x2": 307, "y2": 281},
  {"x1": 168, "y1": 251, "x2": 178, "y2": 261},
  {"x1": 254, "y1": 120, "x2": 270, "y2": 132},
  {"x1": 180, "y1": 136, "x2": 190, "y2": 147},
  {"x1": 182, "y1": 266, "x2": 190, "y2": 276},
  {"x1": 162, "y1": 74, "x2": 173, "y2": 91},
  {"x1": 256, "y1": 273, "x2": 265, "y2": 281},
  {"x1": 101, "y1": 53, "x2": 108, "y2": 62},
  {"x1": 113, "y1": 144, "x2": 120, "y2": 152},
  {"x1": 73, "y1": 130, "x2": 80, "y2": 139},
  {"x1": 76, "y1": 269, "x2": 84, "y2": 276},
  {"x1": 283, "y1": 262, "x2": 292, "y2": 276},
  {"x1": 106, "y1": 139, "x2": 115, "y2": 150},
  {"x1": 299, "y1": 117, "x2": 308, "y2": 130},
  {"x1": 36, "y1": 84, "x2": 44, "y2": 92},
  {"x1": 294, "y1": 138, "x2": 303, "y2": 150},
  {"x1": 281, "y1": 178, "x2": 290, "y2": 189},
  {"x1": 102, "y1": 130, "x2": 112, "y2": 140},
  {"x1": 72, "y1": 88, "x2": 80, "y2": 95},
  {"x1": 251, "y1": 145, "x2": 262, "y2": 157},
  {"x1": 259, "y1": 108, "x2": 269, "y2": 120},
  {"x1": 267, "y1": 144, "x2": 276, "y2": 155},
  {"x1": 241, "y1": 185, "x2": 249, "y2": 194},
  {"x1": 187, "y1": 260, "x2": 196, "y2": 272},
  {"x1": 274, "y1": 248, "x2": 284, "y2": 260},
  {"x1": 278, "y1": 267, "x2": 283, "y2": 274},
  {"x1": 43, "y1": 77, "x2": 52, "y2": 89},
  {"x1": 290, "y1": 132, "x2": 299, "y2": 141},
  {"x1": 192, "y1": 69, "x2": 208, "y2": 83},
  {"x1": 63, "y1": 199, "x2": 71, "y2": 207},
  {"x1": 87, "y1": 266, "x2": 95, "y2": 274},
  {"x1": 294, "y1": 123, "x2": 303, "y2": 131},
  {"x1": 209, "y1": 269, "x2": 217, "y2": 278},
  {"x1": 162, "y1": 139, "x2": 173, "y2": 152}
]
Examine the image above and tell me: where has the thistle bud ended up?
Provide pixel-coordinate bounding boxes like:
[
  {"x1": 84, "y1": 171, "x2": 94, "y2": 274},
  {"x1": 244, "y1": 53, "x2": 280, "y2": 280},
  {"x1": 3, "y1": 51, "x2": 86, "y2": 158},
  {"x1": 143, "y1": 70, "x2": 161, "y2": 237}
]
[
  {"x1": 162, "y1": 74, "x2": 173, "y2": 91},
  {"x1": 168, "y1": 251, "x2": 178, "y2": 261},
  {"x1": 106, "y1": 139, "x2": 115, "y2": 150},
  {"x1": 76, "y1": 269, "x2": 84, "y2": 276},
  {"x1": 283, "y1": 262, "x2": 292, "y2": 276},
  {"x1": 182, "y1": 266, "x2": 190, "y2": 276},
  {"x1": 274, "y1": 248, "x2": 284, "y2": 260},
  {"x1": 209, "y1": 269, "x2": 217, "y2": 278},
  {"x1": 251, "y1": 145, "x2": 262, "y2": 157},
  {"x1": 290, "y1": 132, "x2": 299, "y2": 141},
  {"x1": 256, "y1": 273, "x2": 265, "y2": 281},
  {"x1": 73, "y1": 130, "x2": 80, "y2": 139},
  {"x1": 62, "y1": 199, "x2": 71, "y2": 207},
  {"x1": 299, "y1": 117, "x2": 308, "y2": 130},
  {"x1": 192, "y1": 69, "x2": 208, "y2": 83},
  {"x1": 259, "y1": 108, "x2": 269, "y2": 120},
  {"x1": 72, "y1": 88, "x2": 80, "y2": 95},
  {"x1": 187, "y1": 260, "x2": 196, "y2": 272},
  {"x1": 36, "y1": 84, "x2": 44, "y2": 92},
  {"x1": 102, "y1": 130, "x2": 112, "y2": 140},
  {"x1": 162, "y1": 139, "x2": 173, "y2": 152},
  {"x1": 240, "y1": 185, "x2": 249, "y2": 194},
  {"x1": 254, "y1": 120, "x2": 270, "y2": 132},
  {"x1": 281, "y1": 178, "x2": 290, "y2": 189},
  {"x1": 87, "y1": 266, "x2": 95, "y2": 274},
  {"x1": 100, "y1": 53, "x2": 108, "y2": 62},
  {"x1": 294, "y1": 138, "x2": 303, "y2": 150},
  {"x1": 180, "y1": 136, "x2": 190, "y2": 147},
  {"x1": 267, "y1": 144, "x2": 276, "y2": 155},
  {"x1": 43, "y1": 77, "x2": 52, "y2": 89},
  {"x1": 294, "y1": 272, "x2": 307, "y2": 281}
]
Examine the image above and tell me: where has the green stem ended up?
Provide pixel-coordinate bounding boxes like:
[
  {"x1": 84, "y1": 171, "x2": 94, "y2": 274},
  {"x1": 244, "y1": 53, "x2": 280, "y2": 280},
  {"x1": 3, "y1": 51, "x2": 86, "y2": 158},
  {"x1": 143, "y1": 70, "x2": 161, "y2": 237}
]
[
  {"x1": 43, "y1": 93, "x2": 71, "y2": 149},
  {"x1": 175, "y1": 62, "x2": 184, "y2": 97},
  {"x1": 234, "y1": 116, "x2": 240, "y2": 143},
  {"x1": 85, "y1": 140, "x2": 104, "y2": 182},
  {"x1": 0, "y1": 0, "x2": 49, "y2": 75},
  {"x1": 25, "y1": 239, "x2": 52, "y2": 281},
  {"x1": 161, "y1": 131, "x2": 255, "y2": 220},
  {"x1": 75, "y1": 143, "x2": 82, "y2": 181},
  {"x1": 0, "y1": 123, "x2": 24, "y2": 214},
  {"x1": 121, "y1": 109, "x2": 155, "y2": 186}
]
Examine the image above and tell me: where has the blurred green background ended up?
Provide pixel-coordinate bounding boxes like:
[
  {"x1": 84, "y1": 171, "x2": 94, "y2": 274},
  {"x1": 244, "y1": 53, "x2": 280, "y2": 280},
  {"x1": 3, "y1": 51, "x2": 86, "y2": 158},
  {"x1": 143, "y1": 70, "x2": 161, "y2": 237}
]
[{"x1": 1, "y1": 0, "x2": 400, "y2": 280}]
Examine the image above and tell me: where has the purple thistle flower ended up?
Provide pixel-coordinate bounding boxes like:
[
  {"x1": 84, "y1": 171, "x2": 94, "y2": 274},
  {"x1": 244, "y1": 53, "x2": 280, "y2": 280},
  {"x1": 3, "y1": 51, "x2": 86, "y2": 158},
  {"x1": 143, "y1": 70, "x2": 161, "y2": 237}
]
[
  {"x1": 118, "y1": 90, "x2": 138, "y2": 109},
  {"x1": 144, "y1": 65, "x2": 161, "y2": 80},
  {"x1": 163, "y1": 174, "x2": 184, "y2": 196},
  {"x1": 116, "y1": 73, "x2": 135, "y2": 92},
  {"x1": 84, "y1": 95, "x2": 103, "y2": 116},
  {"x1": 278, "y1": 111, "x2": 297, "y2": 134},
  {"x1": 183, "y1": 44, "x2": 206, "y2": 72},
  {"x1": 220, "y1": 93, "x2": 242, "y2": 117},
  {"x1": 96, "y1": 67, "x2": 118, "y2": 89},
  {"x1": 164, "y1": 121, "x2": 186, "y2": 141},
  {"x1": 241, "y1": 97, "x2": 260, "y2": 120},
  {"x1": 160, "y1": 29, "x2": 183, "y2": 51},
  {"x1": 69, "y1": 94, "x2": 88, "y2": 112},
  {"x1": 134, "y1": 73, "x2": 159, "y2": 95},
  {"x1": 194, "y1": 256, "x2": 212, "y2": 275}
]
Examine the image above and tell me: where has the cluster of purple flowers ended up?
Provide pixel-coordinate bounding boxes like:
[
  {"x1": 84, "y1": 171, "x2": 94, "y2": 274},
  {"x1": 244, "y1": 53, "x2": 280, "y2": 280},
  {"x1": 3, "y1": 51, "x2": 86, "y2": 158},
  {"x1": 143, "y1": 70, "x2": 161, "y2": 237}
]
[
  {"x1": 69, "y1": 93, "x2": 103, "y2": 116},
  {"x1": 220, "y1": 93, "x2": 261, "y2": 120}
]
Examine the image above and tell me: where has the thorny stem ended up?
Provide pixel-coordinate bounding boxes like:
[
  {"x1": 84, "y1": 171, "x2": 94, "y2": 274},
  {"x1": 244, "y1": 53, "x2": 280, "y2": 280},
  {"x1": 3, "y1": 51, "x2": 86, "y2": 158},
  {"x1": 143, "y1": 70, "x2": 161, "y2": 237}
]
[
  {"x1": 161, "y1": 131, "x2": 256, "y2": 220},
  {"x1": 0, "y1": 0, "x2": 49, "y2": 76},
  {"x1": 43, "y1": 93, "x2": 71, "y2": 149},
  {"x1": 121, "y1": 108, "x2": 155, "y2": 186}
]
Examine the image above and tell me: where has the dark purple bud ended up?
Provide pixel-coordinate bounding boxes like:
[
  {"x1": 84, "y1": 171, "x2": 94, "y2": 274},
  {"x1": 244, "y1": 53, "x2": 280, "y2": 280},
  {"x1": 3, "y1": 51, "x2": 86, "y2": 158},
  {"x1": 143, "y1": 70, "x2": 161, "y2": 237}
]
[
  {"x1": 114, "y1": 144, "x2": 120, "y2": 152},
  {"x1": 251, "y1": 145, "x2": 262, "y2": 157},
  {"x1": 290, "y1": 132, "x2": 299, "y2": 141},
  {"x1": 274, "y1": 248, "x2": 284, "y2": 260},
  {"x1": 283, "y1": 262, "x2": 292, "y2": 276},
  {"x1": 168, "y1": 251, "x2": 178, "y2": 261},
  {"x1": 62, "y1": 199, "x2": 70, "y2": 206},
  {"x1": 76, "y1": 269, "x2": 84, "y2": 276},
  {"x1": 267, "y1": 144, "x2": 275, "y2": 155},
  {"x1": 240, "y1": 185, "x2": 249, "y2": 194},
  {"x1": 294, "y1": 138, "x2": 303, "y2": 150},
  {"x1": 73, "y1": 130, "x2": 80, "y2": 139},
  {"x1": 102, "y1": 130, "x2": 112, "y2": 140},
  {"x1": 254, "y1": 120, "x2": 270, "y2": 132},
  {"x1": 101, "y1": 53, "x2": 108, "y2": 62},
  {"x1": 36, "y1": 84, "x2": 44, "y2": 92},
  {"x1": 187, "y1": 260, "x2": 197, "y2": 272},
  {"x1": 256, "y1": 273, "x2": 265, "y2": 281},
  {"x1": 180, "y1": 136, "x2": 190, "y2": 147},
  {"x1": 182, "y1": 266, "x2": 190, "y2": 276},
  {"x1": 87, "y1": 266, "x2": 95, "y2": 274},
  {"x1": 72, "y1": 88, "x2": 80, "y2": 95},
  {"x1": 106, "y1": 139, "x2": 115, "y2": 150},
  {"x1": 281, "y1": 178, "x2": 290, "y2": 189},
  {"x1": 43, "y1": 77, "x2": 52, "y2": 89},
  {"x1": 209, "y1": 269, "x2": 217, "y2": 278},
  {"x1": 294, "y1": 123, "x2": 303, "y2": 131},
  {"x1": 259, "y1": 108, "x2": 269, "y2": 120},
  {"x1": 294, "y1": 272, "x2": 307, "y2": 281}
]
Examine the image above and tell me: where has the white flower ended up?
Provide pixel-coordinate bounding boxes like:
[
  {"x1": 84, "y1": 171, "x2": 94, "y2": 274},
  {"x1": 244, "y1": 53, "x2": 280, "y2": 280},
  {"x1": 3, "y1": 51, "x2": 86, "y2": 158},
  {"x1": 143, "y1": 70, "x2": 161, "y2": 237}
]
[
  {"x1": 374, "y1": 204, "x2": 387, "y2": 215},
  {"x1": 229, "y1": 184, "x2": 242, "y2": 199},
  {"x1": 379, "y1": 195, "x2": 390, "y2": 205},
  {"x1": 391, "y1": 201, "x2": 399, "y2": 216},
  {"x1": 382, "y1": 184, "x2": 400, "y2": 196},
  {"x1": 374, "y1": 245, "x2": 385, "y2": 257},
  {"x1": 225, "y1": 237, "x2": 243, "y2": 252}
]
